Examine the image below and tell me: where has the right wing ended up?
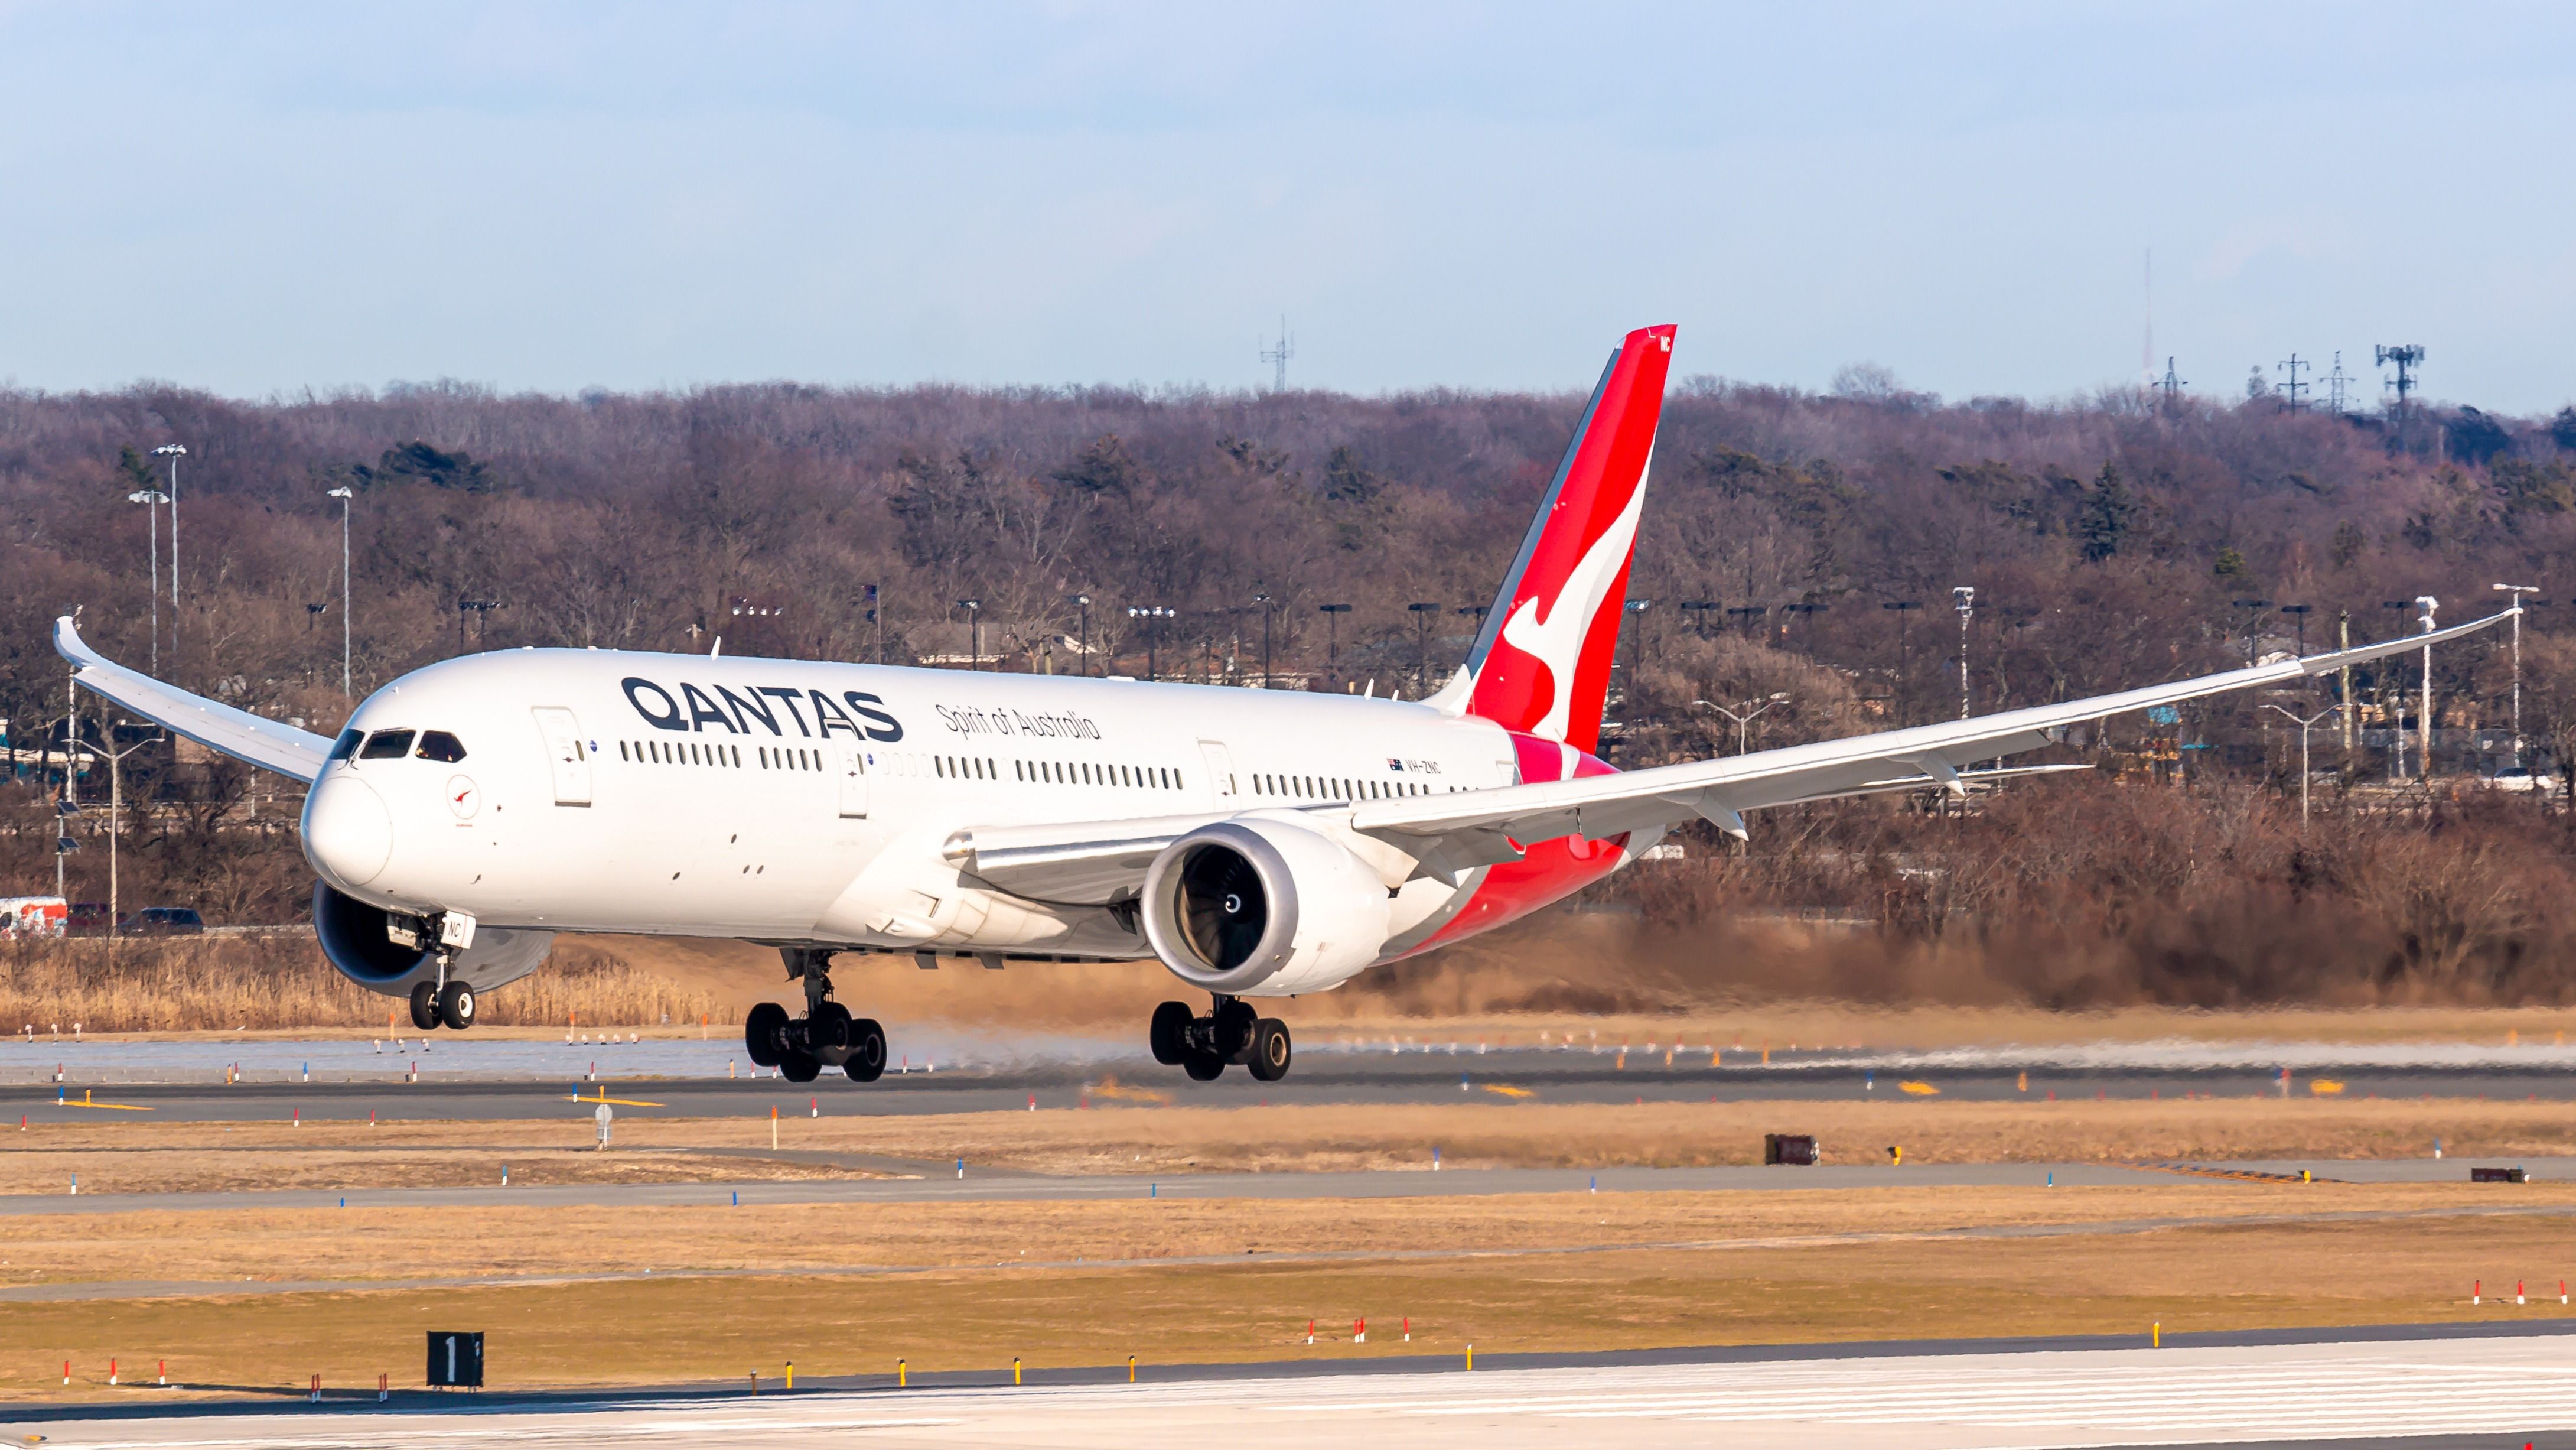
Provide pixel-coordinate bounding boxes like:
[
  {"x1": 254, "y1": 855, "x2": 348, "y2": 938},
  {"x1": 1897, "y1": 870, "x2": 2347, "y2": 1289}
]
[
  {"x1": 1350, "y1": 607, "x2": 2515, "y2": 877},
  {"x1": 54, "y1": 616, "x2": 334, "y2": 783}
]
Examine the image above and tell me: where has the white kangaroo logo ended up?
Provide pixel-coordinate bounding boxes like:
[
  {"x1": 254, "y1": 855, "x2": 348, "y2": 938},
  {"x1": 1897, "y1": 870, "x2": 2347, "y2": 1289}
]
[{"x1": 1496, "y1": 459, "x2": 1652, "y2": 742}]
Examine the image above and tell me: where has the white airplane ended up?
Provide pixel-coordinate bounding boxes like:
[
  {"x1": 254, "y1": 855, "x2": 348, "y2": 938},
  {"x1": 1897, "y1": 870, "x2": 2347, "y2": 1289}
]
[{"x1": 55, "y1": 325, "x2": 2509, "y2": 1084}]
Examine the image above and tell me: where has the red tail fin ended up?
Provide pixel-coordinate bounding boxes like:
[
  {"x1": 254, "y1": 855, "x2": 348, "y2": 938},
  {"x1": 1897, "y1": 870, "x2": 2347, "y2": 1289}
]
[{"x1": 1455, "y1": 324, "x2": 1674, "y2": 751}]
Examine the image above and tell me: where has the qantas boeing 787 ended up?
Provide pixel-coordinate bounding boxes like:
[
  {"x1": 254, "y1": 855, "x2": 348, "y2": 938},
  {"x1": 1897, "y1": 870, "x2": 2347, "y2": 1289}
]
[{"x1": 54, "y1": 326, "x2": 2509, "y2": 1084}]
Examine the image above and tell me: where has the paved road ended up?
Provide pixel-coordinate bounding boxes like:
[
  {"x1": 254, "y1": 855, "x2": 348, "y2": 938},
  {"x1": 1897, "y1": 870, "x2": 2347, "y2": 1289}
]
[
  {"x1": 9, "y1": 1325, "x2": 2576, "y2": 1448},
  {"x1": 10, "y1": 1043, "x2": 2576, "y2": 1123}
]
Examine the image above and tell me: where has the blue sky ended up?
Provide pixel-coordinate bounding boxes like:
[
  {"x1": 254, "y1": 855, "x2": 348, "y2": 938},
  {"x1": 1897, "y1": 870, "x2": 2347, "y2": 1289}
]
[{"x1": 2, "y1": 3, "x2": 2570, "y2": 410}]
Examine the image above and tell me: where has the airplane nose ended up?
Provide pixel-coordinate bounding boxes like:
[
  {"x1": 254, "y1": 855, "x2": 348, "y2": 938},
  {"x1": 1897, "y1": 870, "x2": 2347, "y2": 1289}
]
[{"x1": 303, "y1": 776, "x2": 394, "y2": 887}]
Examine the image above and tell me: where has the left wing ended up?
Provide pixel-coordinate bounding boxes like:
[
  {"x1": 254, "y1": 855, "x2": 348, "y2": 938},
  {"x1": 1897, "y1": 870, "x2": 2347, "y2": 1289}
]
[
  {"x1": 54, "y1": 616, "x2": 334, "y2": 782},
  {"x1": 1351, "y1": 608, "x2": 2516, "y2": 872}
]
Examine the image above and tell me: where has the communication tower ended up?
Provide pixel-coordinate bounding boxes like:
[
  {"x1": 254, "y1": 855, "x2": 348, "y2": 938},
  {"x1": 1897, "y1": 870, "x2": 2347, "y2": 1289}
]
[
  {"x1": 2376, "y1": 344, "x2": 2425, "y2": 446},
  {"x1": 2322, "y1": 350, "x2": 2357, "y2": 415},
  {"x1": 1260, "y1": 316, "x2": 1294, "y2": 392}
]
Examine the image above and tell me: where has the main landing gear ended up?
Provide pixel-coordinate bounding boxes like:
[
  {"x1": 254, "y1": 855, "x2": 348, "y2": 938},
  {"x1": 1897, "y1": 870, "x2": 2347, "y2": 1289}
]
[
  {"x1": 407, "y1": 977, "x2": 476, "y2": 1031},
  {"x1": 1150, "y1": 996, "x2": 1291, "y2": 1082},
  {"x1": 746, "y1": 948, "x2": 887, "y2": 1085}
]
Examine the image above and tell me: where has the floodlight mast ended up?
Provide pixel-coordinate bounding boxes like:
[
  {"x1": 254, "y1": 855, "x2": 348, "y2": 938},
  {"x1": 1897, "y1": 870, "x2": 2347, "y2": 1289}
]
[{"x1": 2495, "y1": 584, "x2": 2539, "y2": 770}]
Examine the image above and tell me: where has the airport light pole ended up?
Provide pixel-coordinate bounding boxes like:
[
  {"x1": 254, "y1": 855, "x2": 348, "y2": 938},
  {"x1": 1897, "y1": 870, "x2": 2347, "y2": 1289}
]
[
  {"x1": 2230, "y1": 599, "x2": 2273, "y2": 665},
  {"x1": 1694, "y1": 694, "x2": 1790, "y2": 756},
  {"x1": 1253, "y1": 593, "x2": 1273, "y2": 689},
  {"x1": 953, "y1": 600, "x2": 982, "y2": 669},
  {"x1": 1952, "y1": 586, "x2": 1975, "y2": 720},
  {"x1": 1069, "y1": 594, "x2": 1091, "y2": 677},
  {"x1": 2495, "y1": 583, "x2": 2539, "y2": 769},
  {"x1": 2416, "y1": 595, "x2": 2438, "y2": 779},
  {"x1": 1725, "y1": 604, "x2": 1766, "y2": 635},
  {"x1": 1129, "y1": 605, "x2": 1172, "y2": 680},
  {"x1": 96, "y1": 713, "x2": 165, "y2": 937},
  {"x1": 2278, "y1": 603, "x2": 2313, "y2": 657},
  {"x1": 152, "y1": 445, "x2": 185, "y2": 665},
  {"x1": 1408, "y1": 602, "x2": 1441, "y2": 695},
  {"x1": 327, "y1": 486, "x2": 354, "y2": 695},
  {"x1": 126, "y1": 488, "x2": 168, "y2": 674},
  {"x1": 1883, "y1": 600, "x2": 1922, "y2": 722},
  {"x1": 2379, "y1": 600, "x2": 2414, "y2": 777},
  {"x1": 2263, "y1": 704, "x2": 2336, "y2": 827},
  {"x1": 1318, "y1": 603, "x2": 1350, "y2": 688}
]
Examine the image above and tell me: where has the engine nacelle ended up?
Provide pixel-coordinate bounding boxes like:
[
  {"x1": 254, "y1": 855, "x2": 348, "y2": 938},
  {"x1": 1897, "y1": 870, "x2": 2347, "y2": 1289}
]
[
  {"x1": 311, "y1": 882, "x2": 554, "y2": 996},
  {"x1": 1139, "y1": 819, "x2": 1391, "y2": 996}
]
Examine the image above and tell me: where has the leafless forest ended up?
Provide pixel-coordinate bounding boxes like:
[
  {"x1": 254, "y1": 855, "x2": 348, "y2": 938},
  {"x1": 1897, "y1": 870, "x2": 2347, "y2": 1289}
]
[{"x1": 6, "y1": 370, "x2": 2576, "y2": 1006}]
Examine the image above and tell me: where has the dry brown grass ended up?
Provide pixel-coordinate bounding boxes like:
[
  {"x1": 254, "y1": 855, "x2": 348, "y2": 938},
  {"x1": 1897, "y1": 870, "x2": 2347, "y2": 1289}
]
[
  {"x1": 9, "y1": 1097, "x2": 2573, "y2": 1191},
  {"x1": 6, "y1": 1186, "x2": 2574, "y2": 1399},
  {"x1": 0, "y1": 936, "x2": 731, "y2": 1033}
]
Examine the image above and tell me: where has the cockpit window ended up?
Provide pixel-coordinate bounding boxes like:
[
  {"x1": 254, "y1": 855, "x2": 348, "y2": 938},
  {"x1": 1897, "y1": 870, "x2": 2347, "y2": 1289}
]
[
  {"x1": 328, "y1": 729, "x2": 363, "y2": 762},
  {"x1": 415, "y1": 731, "x2": 468, "y2": 763},
  {"x1": 357, "y1": 729, "x2": 416, "y2": 760}
]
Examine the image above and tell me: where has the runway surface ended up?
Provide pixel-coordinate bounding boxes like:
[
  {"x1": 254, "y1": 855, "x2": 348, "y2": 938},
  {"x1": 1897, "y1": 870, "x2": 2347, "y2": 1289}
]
[
  {"x1": 10, "y1": 1033, "x2": 2576, "y2": 1121},
  {"x1": 10, "y1": 1327, "x2": 2576, "y2": 1448}
]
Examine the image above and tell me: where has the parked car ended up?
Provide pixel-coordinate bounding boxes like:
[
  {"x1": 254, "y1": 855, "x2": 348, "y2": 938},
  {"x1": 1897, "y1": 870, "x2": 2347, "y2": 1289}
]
[
  {"x1": 2487, "y1": 768, "x2": 2560, "y2": 794},
  {"x1": 115, "y1": 906, "x2": 205, "y2": 935},
  {"x1": 0, "y1": 896, "x2": 68, "y2": 938},
  {"x1": 65, "y1": 902, "x2": 112, "y2": 934}
]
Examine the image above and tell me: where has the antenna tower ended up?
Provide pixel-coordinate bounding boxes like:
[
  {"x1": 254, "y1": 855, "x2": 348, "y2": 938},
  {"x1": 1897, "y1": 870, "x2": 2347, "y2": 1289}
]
[
  {"x1": 2275, "y1": 353, "x2": 2309, "y2": 413},
  {"x1": 2322, "y1": 350, "x2": 2356, "y2": 415},
  {"x1": 1260, "y1": 316, "x2": 1294, "y2": 392},
  {"x1": 2375, "y1": 344, "x2": 2425, "y2": 446}
]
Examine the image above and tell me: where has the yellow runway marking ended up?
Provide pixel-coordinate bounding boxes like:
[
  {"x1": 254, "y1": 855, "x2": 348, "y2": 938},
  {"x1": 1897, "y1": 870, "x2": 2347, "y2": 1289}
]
[
  {"x1": 58, "y1": 1090, "x2": 151, "y2": 1111},
  {"x1": 2308, "y1": 1078, "x2": 2346, "y2": 1095},
  {"x1": 1480, "y1": 1084, "x2": 1536, "y2": 1100},
  {"x1": 564, "y1": 1088, "x2": 665, "y2": 1107},
  {"x1": 1898, "y1": 1081, "x2": 1940, "y2": 1096}
]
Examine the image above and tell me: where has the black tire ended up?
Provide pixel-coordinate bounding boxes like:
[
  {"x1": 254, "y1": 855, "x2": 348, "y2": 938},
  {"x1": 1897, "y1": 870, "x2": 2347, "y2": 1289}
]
[
  {"x1": 1212, "y1": 998, "x2": 1258, "y2": 1061},
  {"x1": 1245, "y1": 1018, "x2": 1292, "y2": 1081},
  {"x1": 1149, "y1": 1000, "x2": 1194, "y2": 1065},
  {"x1": 408, "y1": 981, "x2": 441, "y2": 1032},
  {"x1": 745, "y1": 1002, "x2": 789, "y2": 1068},
  {"x1": 807, "y1": 1000, "x2": 852, "y2": 1053},
  {"x1": 842, "y1": 1018, "x2": 887, "y2": 1082},
  {"x1": 437, "y1": 981, "x2": 476, "y2": 1031},
  {"x1": 780, "y1": 1051, "x2": 820, "y2": 1084},
  {"x1": 1182, "y1": 1051, "x2": 1226, "y2": 1082}
]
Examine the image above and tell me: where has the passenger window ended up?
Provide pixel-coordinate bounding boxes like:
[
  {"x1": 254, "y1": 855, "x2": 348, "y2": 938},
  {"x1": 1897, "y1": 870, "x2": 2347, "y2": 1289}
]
[
  {"x1": 358, "y1": 730, "x2": 415, "y2": 760},
  {"x1": 415, "y1": 731, "x2": 468, "y2": 763},
  {"x1": 328, "y1": 729, "x2": 363, "y2": 762}
]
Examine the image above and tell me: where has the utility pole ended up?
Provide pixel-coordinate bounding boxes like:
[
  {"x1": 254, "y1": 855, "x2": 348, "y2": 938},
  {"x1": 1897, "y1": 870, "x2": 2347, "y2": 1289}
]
[
  {"x1": 2338, "y1": 609, "x2": 2354, "y2": 752},
  {"x1": 2381, "y1": 600, "x2": 2414, "y2": 778},
  {"x1": 1883, "y1": 600, "x2": 1921, "y2": 721},
  {"x1": 2276, "y1": 354, "x2": 2309, "y2": 412},
  {"x1": 2495, "y1": 584, "x2": 2539, "y2": 770},
  {"x1": 864, "y1": 583, "x2": 882, "y2": 665},
  {"x1": 1952, "y1": 586, "x2": 1975, "y2": 720},
  {"x1": 2417, "y1": 595, "x2": 2438, "y2": 779}
]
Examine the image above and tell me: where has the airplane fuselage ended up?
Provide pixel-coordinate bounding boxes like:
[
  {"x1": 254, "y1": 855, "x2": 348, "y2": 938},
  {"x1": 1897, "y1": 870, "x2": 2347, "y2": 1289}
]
[{"x1": 301, "y1": 646, "x2": 1636, "y2": 991}]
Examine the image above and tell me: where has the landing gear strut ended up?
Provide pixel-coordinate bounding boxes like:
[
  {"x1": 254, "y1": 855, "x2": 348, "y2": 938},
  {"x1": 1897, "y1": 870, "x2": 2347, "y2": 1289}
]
[
  {"x1": 1150, "y1": 996, "x2": 1291, "y2": 1081},
  {"x1": 407, "y1": 956, "x2": 476, "y2": 1032},
  {"x1": 747, "y1": 948, "x2": 887, "y2": 1084}
]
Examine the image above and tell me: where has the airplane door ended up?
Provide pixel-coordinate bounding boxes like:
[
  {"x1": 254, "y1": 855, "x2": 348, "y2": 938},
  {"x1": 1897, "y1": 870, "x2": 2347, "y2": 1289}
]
[
  {"x1": 1198, "y1": 740, "x2": 1239, "y2": 801},
  {"x1": 836, "y1": 742, "x2": 870, "y2": 818},
  {"x1": 531, "y1": 707, "x2": 592, "y2": 806}
]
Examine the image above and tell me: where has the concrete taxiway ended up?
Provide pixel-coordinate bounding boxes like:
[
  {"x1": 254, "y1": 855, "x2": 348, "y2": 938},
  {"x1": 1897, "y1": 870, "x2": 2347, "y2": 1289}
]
[{"x1": 8, "y1": 1326, "x2": 2575, "y2": 1448}]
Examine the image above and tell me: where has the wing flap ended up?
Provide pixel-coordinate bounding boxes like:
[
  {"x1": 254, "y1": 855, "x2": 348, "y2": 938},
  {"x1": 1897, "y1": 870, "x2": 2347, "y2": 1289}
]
[{"x1": 54, "y1": 616, "x2": 333, "y2": 783}]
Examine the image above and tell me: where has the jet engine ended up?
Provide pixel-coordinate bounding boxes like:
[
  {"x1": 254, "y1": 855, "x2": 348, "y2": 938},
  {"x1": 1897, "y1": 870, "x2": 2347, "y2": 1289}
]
[
  {"x1": 1139, "y1": 819, "x2": 1392, "y2": 996},
  {"x1": 311, "y1": 882, "x2": 553, "y2": 995}
]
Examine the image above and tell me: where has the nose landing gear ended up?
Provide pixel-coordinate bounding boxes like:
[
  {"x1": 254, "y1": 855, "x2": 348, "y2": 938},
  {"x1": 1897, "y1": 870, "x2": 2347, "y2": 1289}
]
[
  {"x1": 1150, "y1": 996, "x2": 1292, "y2": 1081},
  {"x1": 406, "y1": 965, "x2": 477, "y2": 1031},
  {"x1": 746, "y1": 948, "x2": 888, "y2": 1084}
]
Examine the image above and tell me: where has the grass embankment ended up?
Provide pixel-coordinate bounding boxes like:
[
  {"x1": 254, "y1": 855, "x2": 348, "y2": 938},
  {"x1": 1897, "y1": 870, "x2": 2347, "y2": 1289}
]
[
  {"x1": 8, "y1": 1098, "x2": 2575, "y2": 1195},
  {"x1": 0, "y1": 937, "x2": 730, "y2": 1033},
  {"x1": 5, "y1": 1184, "x2": 2573, "y2": 1400}
]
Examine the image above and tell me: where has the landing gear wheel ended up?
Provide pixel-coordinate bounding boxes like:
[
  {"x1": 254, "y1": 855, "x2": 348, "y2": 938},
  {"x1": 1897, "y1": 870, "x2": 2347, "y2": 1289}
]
[
  {"x1": 780, "y1": 1051, "x2": 820, "y2": 1084},
  {"x1": 807, "y1": 1000, "x2": 852, "y2": 1054},
  {"x1": 745, "y1": 1002, "x2": 789, "y2": 1068},
  {"x1": 1211, "y1": 998, "x2": 1258, "y2": 1061},
  {"x1": 408, "y1": 981, "x2": 441, "y2": 1032},
  {"x1": 1245, "y1": 1018, "x2": 1292, "y2": 1082},
  {"x1": 1182, "y1": 1051, "x2": 1226, "y2": 1082},
  {"x1": 842, "y1": 1018, "x2": 887, "y2": 1082},
  {"x1": 435, "y1": 981, "x2": 476, "y2": 1031},
  {"x1": 1149, "y1": 1001, "x2": 1194, "y2": 1065}
]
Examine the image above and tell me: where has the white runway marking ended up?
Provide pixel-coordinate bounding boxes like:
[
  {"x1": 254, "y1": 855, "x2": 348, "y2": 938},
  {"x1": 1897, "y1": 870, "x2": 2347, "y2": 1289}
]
[{"x1": 18, "y1": 1335, "x2": 2576, "y2": 1449}]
